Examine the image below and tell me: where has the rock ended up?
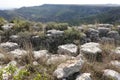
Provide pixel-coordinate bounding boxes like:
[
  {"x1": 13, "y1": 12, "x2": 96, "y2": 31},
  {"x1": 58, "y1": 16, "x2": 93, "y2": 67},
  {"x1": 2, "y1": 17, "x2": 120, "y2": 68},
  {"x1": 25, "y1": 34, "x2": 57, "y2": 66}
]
[
  {"x1": 87, "y1": 24, "x2": 96, "y2": 28},
  {"x1": 47, "y1": 29, "x2": 64, "y2": 37},
  {"x1": 33, "y1": 61, "x2": 39, "y2": 66},
  {"x1": 0, "y1": 42, "x2": 19, "y2": 51},
  {"x1": 103, "y1": 69, "x2": 120, "y2": 80},
  {"x1": 117, "y1": 25, "x2": 120, "y2": 33},
  {"x1": 7, "y1": 60, "x2": 17, "y2": 66},
  {"x1": 107, "y1": 31, "x2": 120, "y2": 39},
  {"x1": 33, "y1": 50, "x2": 49, "y2": 61},
  {"x1": 77, "y1": 26, "x2": 84, "y2": 32},
  {"x1": 100, "y1": 37, "x2": 115, "y2": 44},
  {"x1": 97, "y1": 24, "x2": 113, "y2": 28},
  {"x1": 53, "y1": 58, "x2": 84, "y2": 79},
  {"x1": 76, "y1": 73, "x2": 92, "y2": 80},
  {"x1": 81, "y1": 42, "x2": 102, "y2": 54},
  {"x1": 85, "y1": 28, "x2": 99, "y2": 42},
  {"x1": 46, "y1": 54, "x2": 74, "y2": 65},
  {"x1": 80, "y1": 33, "x2": 91, "y2": 44},
  {"x1": 98, "y1": 27, "x2": 110, "y2": 37},
  {"x1": 10, "y1": 49, "x2": 27, "y2": 59},
  {"x1": 30, "y1": 35, "x2": 41, "y2": 47},
  {"x1": 57, "y1": 44, "x2": 78, "y2": 56},
  {"x1": 107, "y1": 31, "x2": 119, "y2": 38},
  {"x1": 9, "y1": 35, "x2": 20, "y2": 43},
  {"x1": 80, "y1": 42, "x2": 102, "y2": 61},
  {"x1": 113, "y1": 47, "x2": 120, "y2": 54},
  {"x1": 1, "y1": 23, "x2": 14, "y2": 30},
  {"x1": 111, "y1": 60, "x2": 120, "y2": 67}
]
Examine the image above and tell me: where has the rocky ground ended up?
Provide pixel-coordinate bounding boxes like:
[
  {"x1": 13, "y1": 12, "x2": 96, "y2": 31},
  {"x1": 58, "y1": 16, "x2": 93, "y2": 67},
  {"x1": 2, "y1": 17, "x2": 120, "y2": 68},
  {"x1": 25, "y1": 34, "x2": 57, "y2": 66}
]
[{"x1": 0, "y1": 22, "x2": 120, "y2": 80}]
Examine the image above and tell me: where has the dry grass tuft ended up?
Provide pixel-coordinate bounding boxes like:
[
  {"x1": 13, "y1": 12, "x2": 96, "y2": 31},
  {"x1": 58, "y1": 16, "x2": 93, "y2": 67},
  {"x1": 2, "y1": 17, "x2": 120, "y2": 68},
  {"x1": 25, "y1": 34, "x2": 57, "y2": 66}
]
[
  {"x1": 18, "y1": 42, "x2": 34, "y2": 65},
  {"x1": 0, "y1": 48, "x2": 13, "y2": 64}
]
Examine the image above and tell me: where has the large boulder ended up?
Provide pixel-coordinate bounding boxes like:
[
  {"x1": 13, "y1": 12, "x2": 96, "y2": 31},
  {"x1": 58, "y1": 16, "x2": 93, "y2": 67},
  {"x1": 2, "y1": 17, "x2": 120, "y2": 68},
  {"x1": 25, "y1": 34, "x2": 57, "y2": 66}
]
[
  {"x1": 80, "y1": 42, "x2": 102, "y2": 61},
  {"x1": 53, "y1": 58, "x2": 84, "y2": 79},
  {"x1": 107, "y1": 31, "x2": 120, "y2": 40},
  {"x1": 57, "y1": 44, "x2": 78, "y2": 56},
  {"x1": 76, "y1": 73, "x2": 92, "y2": 80},
  {"x1": 85, "y1": 28, "x2": 99, "y2": 42},
  {"x1": 30, "y1": 35, "x2": 43, "y2": 49},
  {"x1": 46, "y1": 54, "x2": 74, "y2": 65},
  {"x1": 33, "y1": 50, "x2": 49, "y2": 61},
  {"x1": 103, "y1": 69, "x2": 120, "y2": 80},
  {"x1": 0, "y1": 42, "x2": 19, "y2": 51},
  {"x1": 98, "y1": 27, "x2": 110, "y2": 37},
  {"x1": 10, "y1": 49, "x2": 27, "y2": 59},
  {"x1": 81, "y1": 42, "x2": 102, "y2": 54},
  {"x1": 80, "y1": 33, "x2": 91, "y2": 44}
]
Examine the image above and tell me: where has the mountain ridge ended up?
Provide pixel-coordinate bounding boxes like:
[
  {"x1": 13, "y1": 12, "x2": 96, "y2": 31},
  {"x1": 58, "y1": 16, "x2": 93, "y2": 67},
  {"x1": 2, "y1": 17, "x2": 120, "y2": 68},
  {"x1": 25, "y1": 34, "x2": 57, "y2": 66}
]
[{"x1": 0, "y1": 4, "x2": 120, "y2": 25}]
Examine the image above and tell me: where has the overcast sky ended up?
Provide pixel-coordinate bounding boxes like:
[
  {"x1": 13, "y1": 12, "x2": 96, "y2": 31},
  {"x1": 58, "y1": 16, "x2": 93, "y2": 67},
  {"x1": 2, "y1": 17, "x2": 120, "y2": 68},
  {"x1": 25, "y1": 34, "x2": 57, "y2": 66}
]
[{"x1": 0, "y1": 0, "x2": 120, "y2": 9}]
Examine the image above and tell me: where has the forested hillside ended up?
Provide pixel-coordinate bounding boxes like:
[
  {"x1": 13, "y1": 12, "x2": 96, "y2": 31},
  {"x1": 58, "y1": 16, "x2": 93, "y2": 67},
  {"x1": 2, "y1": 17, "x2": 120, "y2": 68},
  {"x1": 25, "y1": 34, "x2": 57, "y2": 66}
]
[{"x1": 0, "y1": 4, "x2": 120, "y2": 25}]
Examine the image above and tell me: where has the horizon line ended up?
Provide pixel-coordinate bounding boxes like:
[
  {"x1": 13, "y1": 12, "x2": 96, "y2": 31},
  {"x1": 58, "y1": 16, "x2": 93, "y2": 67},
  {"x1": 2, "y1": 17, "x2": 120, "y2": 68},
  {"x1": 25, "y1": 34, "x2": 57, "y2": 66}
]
[{"x1": 1, "y1": 3, "x2": 120, "y2": 10}]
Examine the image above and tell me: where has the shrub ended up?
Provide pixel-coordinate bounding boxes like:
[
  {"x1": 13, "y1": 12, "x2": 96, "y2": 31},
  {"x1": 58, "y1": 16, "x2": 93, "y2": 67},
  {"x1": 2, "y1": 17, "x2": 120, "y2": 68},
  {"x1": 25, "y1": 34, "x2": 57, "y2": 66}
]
[
  {"x1": 46, "y1": 22, "x2": 68, "y2": 31},
  {"x1": 64, "y1": 28, "x2": 82, "y2": 43},
  {"x1": 0, "y1": 17, "x2": 6, "y2": 27},
  {"x1": 11, "y1": 18, "x2": 34, "y2": 32}
]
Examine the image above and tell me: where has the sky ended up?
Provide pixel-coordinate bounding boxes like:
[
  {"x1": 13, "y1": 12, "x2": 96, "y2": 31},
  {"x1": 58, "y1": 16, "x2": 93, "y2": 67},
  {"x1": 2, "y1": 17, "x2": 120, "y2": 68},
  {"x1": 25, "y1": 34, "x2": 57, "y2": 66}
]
[{"x1": 0, "y1": 0, "x2": 120, "y2": 9}]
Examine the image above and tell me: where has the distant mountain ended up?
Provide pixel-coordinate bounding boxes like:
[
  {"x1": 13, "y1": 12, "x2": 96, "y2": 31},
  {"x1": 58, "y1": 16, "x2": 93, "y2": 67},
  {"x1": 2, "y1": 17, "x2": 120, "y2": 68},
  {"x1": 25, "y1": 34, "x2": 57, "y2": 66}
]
[{"x1": 0, "y1": 4, "x2": 120, "y2": 25}]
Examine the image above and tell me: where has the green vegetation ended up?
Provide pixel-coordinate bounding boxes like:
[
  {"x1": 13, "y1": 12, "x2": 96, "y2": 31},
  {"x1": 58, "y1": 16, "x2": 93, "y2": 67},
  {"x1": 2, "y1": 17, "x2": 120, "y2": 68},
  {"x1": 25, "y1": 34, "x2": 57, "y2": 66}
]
[
  {"x1": 1, "y1": 4, "x2": 120, "y2": 25},
  {"x1": 46, "y1": 22, "x2": 68, "y2": 30},
  {"x1": 0, "y1": 17, "x2": 6, "y2": 27},
  {"x1": 64, "y1": 28, "x2": 82, "y2": 43}
]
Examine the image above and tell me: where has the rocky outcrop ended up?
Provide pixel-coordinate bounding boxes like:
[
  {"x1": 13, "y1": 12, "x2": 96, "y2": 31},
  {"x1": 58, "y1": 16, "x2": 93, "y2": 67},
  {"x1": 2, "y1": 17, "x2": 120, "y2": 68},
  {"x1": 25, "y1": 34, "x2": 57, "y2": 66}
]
[
  {"x1": 33, "y1": 50, "x2": 49, "y2": 61},
  {"x1": 110, "y1": 60, "x2": 120, "y2": 67},
  {"x1": 80, "y1": 42, "x2": 102, "y2": 61},
  {"x1": 47, "y1": 29, "x2": 64, "y2": 37},
  {"x1": 103, "y1": 69, "x2": 120, "y2": 80},
  {"x1": 9, "y1": 35, "x2": 20, "y2": 43},
  {"x1": 10, "y1": 49, "x2": 27, "y2": 59},
  {"x1": 53, "y1": 58, "x2": 84, "y2": 79},
  {"x1": 107, "y1": 31, "x2": 120, "y2": 40},
  {"x1": 98, "y1": 27, "x2": 110, "y2": 37},
  {"x1": 85, "y1": 28, "x2": 99, "y2": 42},
  {"x1": 0, "y1": 42, "x2": 19, "y2": 51},
  {"x1": 97, "y1": 24, "x2": 113, "y2": 28},
  {"x1": 57, "y1": 44, "x2": 78, "y2": 56},
  {"x1": 113, "y1": 47, "x2": 120, "y2": 54},
  {"x1": 76, "y1": 73, "x2": 92, "y2": 80},
  {"x1": 81, "y1": 42, "x2": 102, "y2": 54},
  {"x1": 46, "y1": 54, "x2": 74, "y2": 65},
  {"x1": 100, "y1": 37, "x2": 115, "y2": 44},
  {"x1": 1, "y1": 23, "x2": 14, "y2": 30}
]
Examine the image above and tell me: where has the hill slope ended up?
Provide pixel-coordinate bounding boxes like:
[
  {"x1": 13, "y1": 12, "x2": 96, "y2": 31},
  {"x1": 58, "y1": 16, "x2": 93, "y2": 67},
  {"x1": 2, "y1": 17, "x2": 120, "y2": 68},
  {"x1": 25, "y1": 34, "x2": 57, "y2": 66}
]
[{"x1": 0, "y1": 4, "x2": 120, "y2": 25}]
